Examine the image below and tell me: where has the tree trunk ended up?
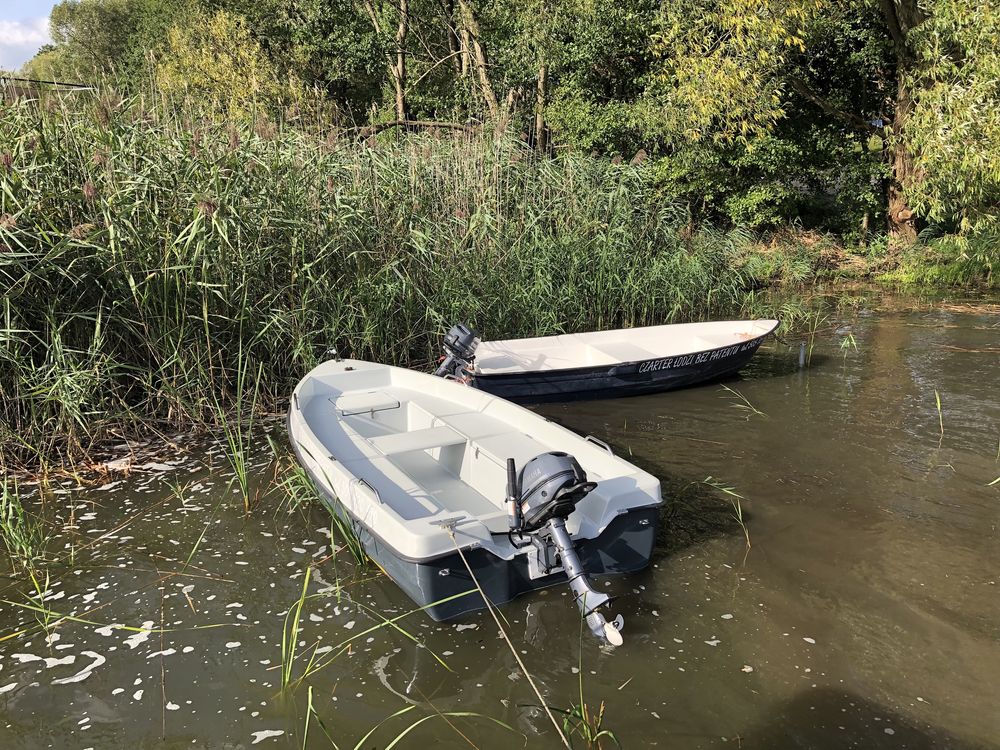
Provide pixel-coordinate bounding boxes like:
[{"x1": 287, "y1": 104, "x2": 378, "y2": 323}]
[
  {"x1": 880, "y1": 0, "x2": 925, "y2": 243},
  {"x1": 457, "y1": 0, "x2": 498, "y2": 118},
  {"x1": 534, "y1": 62, "x2": 548, "y2": 152},
  {"x1": 460, "y1": 29, "x2": 471, "y2": 75},
  {"x1": 443, "y1": 0, "x2": 462, "y2": 74},
  {"x1": 887, "y1": 68, "x2": 917, "y2": 243},
  {"x1": 393, "y1": 0, "x2": 409, "y2": 122}
]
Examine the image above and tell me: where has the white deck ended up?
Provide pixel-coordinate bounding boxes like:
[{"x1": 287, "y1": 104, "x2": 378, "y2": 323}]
[
  {"x1": 288, "y1": 360, "x2": 661, "y2": 561},
  {"x1": 474, "y1": 319, "x2": 778, "y2": 375}
]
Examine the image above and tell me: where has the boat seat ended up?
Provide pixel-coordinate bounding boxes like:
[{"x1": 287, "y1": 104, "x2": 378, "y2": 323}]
[
  {"x1": 332, "y1": 392, "x2": 401, "y2": 416},
  {"x1": 368, "y1": 425, "x2": 466, "y2": 456},
  {"x1": 587, "y1": 342, "x2": 655, "y2": 363}
]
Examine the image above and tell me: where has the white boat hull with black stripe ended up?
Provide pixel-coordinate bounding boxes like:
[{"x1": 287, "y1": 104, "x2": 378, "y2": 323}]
[{"x1": 437, "y1": 319, "x2": 779, "y2": 403}]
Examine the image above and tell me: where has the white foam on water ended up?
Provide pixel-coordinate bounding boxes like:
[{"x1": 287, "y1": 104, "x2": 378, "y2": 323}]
[
  {"x1": 166, "y1": 702, "x2": 180, "y2": 711},
  {"x1": 124, "y1": 622, "x2": 155, "y2": 649},
  {"x1": 112, "y1": 688, "x2": 124, "y2": 695},
  {"x1": 0, "y1": 683, "x2": 16, "y2": 694},
  {"x1": 225, "y1": 642, "x2": 241, "y2": 649},
  {"x1": 52, "y1": 652, "x2": 106, "y2": 685},
  {"x1": 147, "y1": 649, "x2": 176, "y2": 659},
  {"x1": 11, "y1": 654, "x2": 76, "y2": 669},
  {"x1": 133, "y1": 689, "x2": 143, "y2": 700},
  {"x1": 803, "y1": 637, "x2": 816, "y2": 644},
  {"x1": 182, "y1": 646, "x2": 194, "y2": 654}
]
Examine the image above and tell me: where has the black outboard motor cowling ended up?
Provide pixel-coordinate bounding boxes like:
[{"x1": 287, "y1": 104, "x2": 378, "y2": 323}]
[
  {"x1": 506, "y1": 451, "x2": 624, "y2": 646},
  {"x1": 517, "y1": 452, "x2": 596, "y2": 531},
  {"x1": 434, "y1": 323, "x2": 480, "y2": 380}
]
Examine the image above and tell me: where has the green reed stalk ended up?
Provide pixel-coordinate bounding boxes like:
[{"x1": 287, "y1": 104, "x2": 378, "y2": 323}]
[
  {"x1": 1, "y1": 86, "x2": 798, "y2": 473},
  {"x1": 1, "y1": 480, "x2": 44, "y2": 571}
]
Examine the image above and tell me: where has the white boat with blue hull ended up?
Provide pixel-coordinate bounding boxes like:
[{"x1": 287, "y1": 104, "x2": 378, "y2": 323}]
[
  {"x1": 435, "y1": 319, "x2": 780, "y2": 403},
  {"x1": 287, "y1": 358, "x2": 662, "y2": 644}
]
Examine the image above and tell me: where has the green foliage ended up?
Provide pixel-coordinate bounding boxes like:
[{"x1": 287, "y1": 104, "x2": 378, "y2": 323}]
[
  {"x1": 155, "y1": 9, "x2": 293, "y2": 117},
  {"x1": 904, "y1": 0, "x2": 1000, "y2": 230},
  {"x1": 1, "y1": 480, "x2": 46, "y2": 574},
  {"x1": 0, "y1": 93, "x2": 795, "y2": 470},
  {"x1": 650, "y1": 0, "x2": 815, "y2": 143},
  {"x1": 20, "y1": 0, "x2": 1000, "y2": 237}
]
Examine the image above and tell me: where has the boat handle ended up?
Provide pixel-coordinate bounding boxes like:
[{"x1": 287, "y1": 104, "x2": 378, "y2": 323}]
[
  {"x1": 352, "y1": 478, "x2": 382, "y2": 505},
  {"x1": 584, "y1": 435, "x2": 614, "y2": 455}
]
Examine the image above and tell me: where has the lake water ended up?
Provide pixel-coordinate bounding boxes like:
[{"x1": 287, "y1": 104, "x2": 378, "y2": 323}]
[{"x1": 2, "y1": 293, "x2": 998, "y2": 749}]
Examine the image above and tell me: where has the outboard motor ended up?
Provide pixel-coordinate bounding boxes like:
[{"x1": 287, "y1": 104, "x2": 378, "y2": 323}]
[
  {"x1": 506, "y1": 452, "x2": 624, "y2": 646},
  {"x1": 434, "y1": 323, "x2": 480, "y2": 381}
]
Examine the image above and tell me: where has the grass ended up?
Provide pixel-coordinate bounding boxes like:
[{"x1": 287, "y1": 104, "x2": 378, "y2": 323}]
[
  {"x1": 549, "y1": 616, "x2": 622, "y2": 749},
  {"x1": 0, "y1": 479, "x2": 45, "y2": 572},
  {"x1": 213, "y1": 338, "x2": 264, "y2": 512},
  {"x1": 1, "y1": 87, "x2": 831, "y2": 475},
  {"x1": 701, "y1": 476, "x2": 751, "y2": 550},
  {"x1": 719, "y1": 384, "x2": 766, "y2": 420}
]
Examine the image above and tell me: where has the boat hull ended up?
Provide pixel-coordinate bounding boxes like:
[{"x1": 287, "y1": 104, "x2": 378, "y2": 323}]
[
  {"x1": 289, "y1": 413, "x2": 659, "y2": 620},
  {"x1": 472, "y1": 334, "x2": 769, "y2": 404}
]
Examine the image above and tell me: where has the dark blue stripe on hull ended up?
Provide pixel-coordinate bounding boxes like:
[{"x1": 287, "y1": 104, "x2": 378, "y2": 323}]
[{"x1": 473, "y1": 339, "x2": 766, "y2": 404}]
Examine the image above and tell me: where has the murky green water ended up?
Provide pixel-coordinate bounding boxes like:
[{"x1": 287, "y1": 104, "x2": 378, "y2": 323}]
[{"x1": 2, "y1": 294, "x2": 998, "y2": 749}]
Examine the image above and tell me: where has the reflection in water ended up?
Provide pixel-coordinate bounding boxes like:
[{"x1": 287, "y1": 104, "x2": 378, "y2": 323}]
[{"x1": 1, "y1": 299, "x2": 998, "y2": 748}]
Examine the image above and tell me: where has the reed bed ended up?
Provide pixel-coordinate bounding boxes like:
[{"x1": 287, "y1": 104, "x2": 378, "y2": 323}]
[{"x1": 1, "y1": 90, "x2": 789, "y2": 473}]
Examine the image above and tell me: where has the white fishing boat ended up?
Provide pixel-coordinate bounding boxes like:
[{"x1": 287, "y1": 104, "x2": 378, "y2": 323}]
[
  {"x1": 435, "y1": 319, "x2": 780, "y2": 403},
  {"x1": 287, "y1": 358, "x2": 662, "y2": 644}
]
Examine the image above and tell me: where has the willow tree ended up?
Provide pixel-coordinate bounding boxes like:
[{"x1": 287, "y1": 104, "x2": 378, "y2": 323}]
[
  {"x1": 155, "y1": 9, "x2": 288, "y2": 117},
  {"x1": 653, "y1": 0, "x2": 1000, "y2": 240}
]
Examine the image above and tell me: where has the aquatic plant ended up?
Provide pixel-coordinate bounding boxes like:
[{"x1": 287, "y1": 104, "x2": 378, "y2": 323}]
[
  {"x1": 353, "y1": 704, "x2": 518, "y2": 749},
  {"x1": 701, "y1": 476, "x2": 750, "y2": 550},
  {"x1": 0, "y1": 480, "x2": 45, "y2": 571},
  {"x1": 718, "y1": 384, "x2": 766, "y2": 420},
  {"x1": 212, "y1": 339, "x2": 263, "y2": 512},
  {"x1": 934, "y1": 389, "x2": 945, "y2": 443},
  {"x1": 548, "y1": 616, "x2": 622, "y2": 749}
]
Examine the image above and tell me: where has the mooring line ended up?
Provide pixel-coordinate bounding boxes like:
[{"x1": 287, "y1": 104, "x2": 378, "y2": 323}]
[{"x1": 446, "y1": 529, "x2": 572, "y2": 750}]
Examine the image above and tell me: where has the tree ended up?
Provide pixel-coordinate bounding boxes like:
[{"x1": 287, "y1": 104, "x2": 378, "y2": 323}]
[
  {"x1": 649, "y1": 0, "x2": 1000, "y2": 240},
  {"x1": 899, "y1": 0, "x2": 1000, "y2": 231},
  {"x1": 155, "y1": 9, "x2": 288, "y2": 117}
]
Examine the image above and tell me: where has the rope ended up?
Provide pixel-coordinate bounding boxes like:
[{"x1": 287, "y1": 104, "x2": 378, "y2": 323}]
[{"x1": 446, "y1": 528, "x2": 572, "y2": 749}]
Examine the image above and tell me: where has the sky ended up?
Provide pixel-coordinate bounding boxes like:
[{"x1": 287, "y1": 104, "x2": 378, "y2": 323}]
[{"x1": 1, "y1": 0, "x2": 57, "y2": 72}]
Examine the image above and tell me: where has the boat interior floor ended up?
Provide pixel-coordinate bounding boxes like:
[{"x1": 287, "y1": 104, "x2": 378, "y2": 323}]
[{"x1": 302, "y1": 385, "x2": 608, "y2": 533}]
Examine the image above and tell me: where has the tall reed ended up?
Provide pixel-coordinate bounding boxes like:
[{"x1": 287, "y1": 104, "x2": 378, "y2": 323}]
[{"x1": 1, "y1": 88, "x2": 782, "y2": 471}]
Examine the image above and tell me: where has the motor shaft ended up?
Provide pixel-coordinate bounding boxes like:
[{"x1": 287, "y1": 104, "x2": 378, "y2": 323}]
[{"x1": 545, "y1": 517, "x2": 623, "y2": 646}]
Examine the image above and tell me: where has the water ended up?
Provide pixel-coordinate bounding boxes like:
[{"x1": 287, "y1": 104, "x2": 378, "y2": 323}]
[{"x1": 2, "y1": 295, "x2": 998, "y2": 749}]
